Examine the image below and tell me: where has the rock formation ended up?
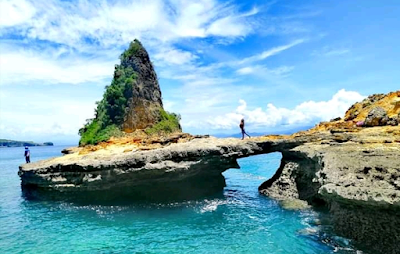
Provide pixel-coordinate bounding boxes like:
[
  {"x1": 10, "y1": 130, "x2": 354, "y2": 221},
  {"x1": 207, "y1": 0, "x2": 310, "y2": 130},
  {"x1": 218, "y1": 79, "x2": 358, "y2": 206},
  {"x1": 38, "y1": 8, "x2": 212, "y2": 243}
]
[
  {"x1": 78, "y1": 39, "x2": 180, "y2": 145},
  {"x1": 19, "y1": 134, "x2": 302, "y2": 201},
  {"x1": 120, "y1": 40, "x2": 163, "y2": 132},
  {"x1": 345, "y1": 90, "x2": 400, "y2": 125}
]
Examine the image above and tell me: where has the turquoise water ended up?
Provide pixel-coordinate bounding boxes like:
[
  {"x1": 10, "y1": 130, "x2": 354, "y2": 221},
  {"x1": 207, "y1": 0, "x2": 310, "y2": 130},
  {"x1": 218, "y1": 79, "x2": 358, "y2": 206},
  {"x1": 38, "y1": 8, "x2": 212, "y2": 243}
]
[{"x1": 0, "y1": 146, "x2": 358, "y2": 253}]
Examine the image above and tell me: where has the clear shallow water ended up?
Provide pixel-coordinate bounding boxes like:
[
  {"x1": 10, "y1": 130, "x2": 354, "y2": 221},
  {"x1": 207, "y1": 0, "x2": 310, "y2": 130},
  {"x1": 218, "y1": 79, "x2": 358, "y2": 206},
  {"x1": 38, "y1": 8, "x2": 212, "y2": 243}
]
[{"x1": 0, "y1": 146, "x2": 359, "y2": 253}]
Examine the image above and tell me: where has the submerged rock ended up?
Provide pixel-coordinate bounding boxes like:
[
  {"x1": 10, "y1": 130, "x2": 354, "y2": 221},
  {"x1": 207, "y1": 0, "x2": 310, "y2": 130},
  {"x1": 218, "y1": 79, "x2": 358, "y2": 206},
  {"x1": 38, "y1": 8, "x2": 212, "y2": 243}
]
[{"x1": 279, "y1": 198, "x2": 310, "y2": 210}]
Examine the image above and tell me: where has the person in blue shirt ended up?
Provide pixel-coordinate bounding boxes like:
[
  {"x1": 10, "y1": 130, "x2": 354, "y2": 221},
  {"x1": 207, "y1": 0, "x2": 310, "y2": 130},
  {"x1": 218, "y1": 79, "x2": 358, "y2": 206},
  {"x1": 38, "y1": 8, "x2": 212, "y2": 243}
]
[{"x1": 24, "y1": 146, "x2": 31, "y2": 163}]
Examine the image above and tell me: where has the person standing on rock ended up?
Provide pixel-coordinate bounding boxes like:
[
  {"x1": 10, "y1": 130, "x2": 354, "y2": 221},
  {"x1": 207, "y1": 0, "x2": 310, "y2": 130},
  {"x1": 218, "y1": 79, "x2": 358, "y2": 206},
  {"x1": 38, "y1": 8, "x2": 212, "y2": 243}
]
[
  {"x1": 239, "y1": 119, "x2": 251, "y2": 140},
  {"x1": 24, "y1": 146, "x2": 31, "y2": 163}
]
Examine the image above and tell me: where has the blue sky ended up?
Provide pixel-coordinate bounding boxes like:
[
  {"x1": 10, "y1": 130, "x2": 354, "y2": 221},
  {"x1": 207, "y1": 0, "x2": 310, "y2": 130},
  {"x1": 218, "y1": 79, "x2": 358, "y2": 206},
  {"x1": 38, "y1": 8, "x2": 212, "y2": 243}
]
[{"x1": 0, "y1": 0, "x2": 399, "y2": 144}]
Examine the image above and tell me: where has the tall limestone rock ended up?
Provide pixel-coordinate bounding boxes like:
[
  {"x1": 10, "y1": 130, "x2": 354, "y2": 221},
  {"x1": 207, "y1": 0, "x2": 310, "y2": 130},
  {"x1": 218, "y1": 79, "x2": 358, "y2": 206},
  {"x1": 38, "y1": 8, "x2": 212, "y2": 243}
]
[
  {"x1": 79, "y1": 39, "x2": 180, "y2": 145},
  {"x1": 120, "y1": 40, "x2": 163, "y2": 132}
]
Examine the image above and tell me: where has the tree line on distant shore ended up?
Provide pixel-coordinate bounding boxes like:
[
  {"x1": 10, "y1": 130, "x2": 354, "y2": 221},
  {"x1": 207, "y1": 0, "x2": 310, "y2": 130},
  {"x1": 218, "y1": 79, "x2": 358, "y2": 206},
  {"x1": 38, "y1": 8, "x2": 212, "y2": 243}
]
[{"x1": 0, "y1": 139, "x2": 53, "y2": 147}]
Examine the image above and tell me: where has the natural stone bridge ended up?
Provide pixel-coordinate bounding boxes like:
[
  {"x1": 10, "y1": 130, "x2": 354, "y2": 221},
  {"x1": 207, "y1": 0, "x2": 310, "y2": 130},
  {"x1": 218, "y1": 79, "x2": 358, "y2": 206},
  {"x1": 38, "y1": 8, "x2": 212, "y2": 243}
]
[
  {"x1": 19, "y1": 130, "x2": 400, "y2": 207},
  {"x1": 18, "y1": 136, "x2": 303, "y2": 202}
]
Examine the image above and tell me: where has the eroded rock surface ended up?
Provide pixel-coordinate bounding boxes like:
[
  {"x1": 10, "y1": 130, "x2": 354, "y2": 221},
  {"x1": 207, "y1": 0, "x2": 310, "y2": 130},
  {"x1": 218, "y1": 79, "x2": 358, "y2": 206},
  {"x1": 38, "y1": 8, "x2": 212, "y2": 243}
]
[
  {"x1": 258, "y1": 127, "x2": 400, "y2": 254},
  {"x1": 19, "y1": 135, "x2": 301, "y2": 201},
  {"x1": 120, "y1": 41, "x2": 164, "y2": 132}
]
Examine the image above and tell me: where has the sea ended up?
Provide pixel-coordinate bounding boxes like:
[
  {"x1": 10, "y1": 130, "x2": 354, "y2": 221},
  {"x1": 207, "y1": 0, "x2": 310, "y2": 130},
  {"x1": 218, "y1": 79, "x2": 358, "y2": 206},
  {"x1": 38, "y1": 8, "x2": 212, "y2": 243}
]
[{"x1": 0, "y1": 145, "x2": 361, "y2": 253}]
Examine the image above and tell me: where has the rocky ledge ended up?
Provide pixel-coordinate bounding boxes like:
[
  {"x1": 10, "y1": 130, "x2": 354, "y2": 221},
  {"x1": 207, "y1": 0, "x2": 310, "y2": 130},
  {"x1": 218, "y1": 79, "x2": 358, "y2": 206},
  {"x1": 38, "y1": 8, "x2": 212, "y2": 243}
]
[
  {"x1": 19, "y1": 133, "x2": 302, "y2": 201},
  {"x1": 19, "y1": 126, "x2": 400, "y2": 207}
]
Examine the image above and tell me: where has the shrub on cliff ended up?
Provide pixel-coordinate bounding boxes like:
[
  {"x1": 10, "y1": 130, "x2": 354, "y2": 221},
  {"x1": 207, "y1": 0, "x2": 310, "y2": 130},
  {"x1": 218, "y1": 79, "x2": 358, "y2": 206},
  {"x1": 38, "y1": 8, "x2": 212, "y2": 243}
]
[
  {"x1": 79, "y1": 120, "x2": 123, "y2": 145},
  {"x1": 145, "y1": 109, "x2": 181, "y2": 136}
]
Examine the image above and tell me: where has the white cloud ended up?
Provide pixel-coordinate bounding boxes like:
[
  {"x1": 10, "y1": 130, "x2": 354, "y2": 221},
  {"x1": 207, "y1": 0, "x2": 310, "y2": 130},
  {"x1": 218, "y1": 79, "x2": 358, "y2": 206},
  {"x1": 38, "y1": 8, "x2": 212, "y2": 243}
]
[
  {"x1": 0, "y1": 47, "x2": 116, "y2": 85},
  {"x1": 0, "y1": 0, "x2": 263, "y2": 86},
  {"x1": 0, "y1": 0, "x2": 36, "y2": 27},
  {"x1": 238, "y1": 39, "x2": 305, "y2": 65},
  {"x1": 154, "y1": 48, "x2": 198, "y2": 65},
  {"x1": 1, "y1": 0, "x2": 258, "y2": 50},
  {"x1": 313, "y1": 46, "x2": 350, "y2": 57},
  {"x1": 236, "y1": 65, "x2": 294, "y2": 76},
  {"x1": 207, "y1": 89, "x2": 366, "y2": 130},
  {"x1": 0, "y1": 0, "x2": 319, "y2": 141},
  {"x1": 237, "y1": 67, "x2": 254, "y2": 75},
  {"x1": 206, "y1": 7, "x2": 259, "y2": 37},
  {"x1": 0, "y1": 92, "x2": 97, "y2": 142}
]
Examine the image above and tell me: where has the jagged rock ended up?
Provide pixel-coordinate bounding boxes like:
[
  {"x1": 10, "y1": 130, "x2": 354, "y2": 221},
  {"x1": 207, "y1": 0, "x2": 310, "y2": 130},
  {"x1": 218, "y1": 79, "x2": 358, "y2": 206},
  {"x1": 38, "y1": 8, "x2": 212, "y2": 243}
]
[
  {"x1": 364, "y1": 107, "x2": 387, "y2": 127},
  {"x1": 387, "y1": 116, "x2": 399, "y2": 126},
  {"x1": 344, "y1": 95, "x2": 384, "y2": 121},
  {"x1": 79, "y1": 40, "x2": 181, "y2": 146},
  {"x1": 344, "y1": 91, "x2": 400, "y2": 122},
  {"x1": 120, "y1": 41, "x2": 164, "y2": 132},
  {"x1": 258, "y1": 128, "x2": 400, "y2": 254}
]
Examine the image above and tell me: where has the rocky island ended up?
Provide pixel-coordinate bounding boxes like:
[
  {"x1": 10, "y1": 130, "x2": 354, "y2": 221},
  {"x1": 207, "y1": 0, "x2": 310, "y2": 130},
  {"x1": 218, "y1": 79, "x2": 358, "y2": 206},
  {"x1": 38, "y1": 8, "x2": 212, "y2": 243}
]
[
  {"x1": 0, "y1": 139, "x2": 53, "y2": 147},
  {"x1": 18, "y1": 40, "x2": 400, "y2": 254}
]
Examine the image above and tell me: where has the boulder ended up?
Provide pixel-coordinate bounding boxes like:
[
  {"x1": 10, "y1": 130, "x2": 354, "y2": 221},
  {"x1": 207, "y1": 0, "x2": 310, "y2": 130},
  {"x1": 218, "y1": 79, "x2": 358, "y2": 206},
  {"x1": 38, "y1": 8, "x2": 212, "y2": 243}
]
[
  {"x1": 364, "y1": 107, "x2": 388, "y2": 127},
  {"x1": 387, "y1": 116, "x2": 399, "y2": 126}
]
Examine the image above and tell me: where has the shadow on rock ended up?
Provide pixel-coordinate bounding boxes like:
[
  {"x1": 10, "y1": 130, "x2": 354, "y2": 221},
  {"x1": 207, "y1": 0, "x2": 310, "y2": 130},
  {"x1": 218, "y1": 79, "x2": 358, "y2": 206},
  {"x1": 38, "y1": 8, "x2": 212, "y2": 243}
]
[{"x1": 21, "y1": 173, "x2": 226, "y2": 205}]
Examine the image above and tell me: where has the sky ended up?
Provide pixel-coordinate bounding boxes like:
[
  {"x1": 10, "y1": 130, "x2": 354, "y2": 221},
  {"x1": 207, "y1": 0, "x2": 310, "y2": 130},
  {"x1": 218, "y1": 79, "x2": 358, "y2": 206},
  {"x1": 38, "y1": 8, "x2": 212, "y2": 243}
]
[{"x1": 0, "y1": 0, "x2": 399, "y2": 145}]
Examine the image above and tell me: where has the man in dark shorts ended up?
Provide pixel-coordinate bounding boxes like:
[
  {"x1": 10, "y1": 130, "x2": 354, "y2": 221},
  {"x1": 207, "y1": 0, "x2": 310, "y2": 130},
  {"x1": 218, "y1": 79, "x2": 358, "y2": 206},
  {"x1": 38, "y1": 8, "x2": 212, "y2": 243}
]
[
  {"x1": 239, "y1": 119, "x2": 251, "y2": 140},
  {"x1": 24, "y1": 146, "x2": 31, "y2": 163}
]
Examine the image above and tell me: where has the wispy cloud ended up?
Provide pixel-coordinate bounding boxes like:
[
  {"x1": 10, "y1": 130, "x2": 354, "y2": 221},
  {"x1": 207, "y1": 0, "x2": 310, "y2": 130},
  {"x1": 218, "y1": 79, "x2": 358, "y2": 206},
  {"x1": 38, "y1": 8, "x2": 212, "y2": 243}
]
[
  {"x1": 312, "y1": 46, "x2": 350, "y2": 57},
  {"x1": 0, "y1": 44, "x2": 116, "y2": 85},
  {"x1": 153, "y1": 47, "x2": 198, "y2": 66},
  {"x1": 0, "y1": 0, "x2": 262, "y2": 86},
  {"x1": 238, "y1": 39, "x2": 305, "y2": 65},
  {"x1": 1, "y1": 0, "x2": 259, "y2": 50},
  {"x1": 236, "y1": 65, "x2": 294, "y2": 76}
]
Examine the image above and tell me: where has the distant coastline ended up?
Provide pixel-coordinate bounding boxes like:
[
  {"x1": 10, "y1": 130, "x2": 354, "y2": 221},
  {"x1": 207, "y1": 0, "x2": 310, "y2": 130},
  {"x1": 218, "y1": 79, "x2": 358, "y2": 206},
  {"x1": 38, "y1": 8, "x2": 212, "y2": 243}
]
[{"x1": 0, "y1": 139, "x2": 53, "y2": 147}]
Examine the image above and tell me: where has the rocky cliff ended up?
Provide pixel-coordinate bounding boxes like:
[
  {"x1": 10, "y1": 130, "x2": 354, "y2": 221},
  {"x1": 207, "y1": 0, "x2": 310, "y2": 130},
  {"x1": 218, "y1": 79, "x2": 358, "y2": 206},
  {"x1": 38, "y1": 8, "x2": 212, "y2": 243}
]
[
  {"x1": 258, "y1": 90, "x2": 400, "y2": 254},
  {"x1": 120, "y1": 40, "x2": 163, "y2": 132}
]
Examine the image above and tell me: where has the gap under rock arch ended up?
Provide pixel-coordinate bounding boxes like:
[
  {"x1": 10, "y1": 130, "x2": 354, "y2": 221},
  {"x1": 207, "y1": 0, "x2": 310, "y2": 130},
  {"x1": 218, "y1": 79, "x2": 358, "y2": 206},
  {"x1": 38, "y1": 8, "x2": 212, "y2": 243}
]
[{"x1": 222, "y1": 152, "x2": 283, "y2": 195}]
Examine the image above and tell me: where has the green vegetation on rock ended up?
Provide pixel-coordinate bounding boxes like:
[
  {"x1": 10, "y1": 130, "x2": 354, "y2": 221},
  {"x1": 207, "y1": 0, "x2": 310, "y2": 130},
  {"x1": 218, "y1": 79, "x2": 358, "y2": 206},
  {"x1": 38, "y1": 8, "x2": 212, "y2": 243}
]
[
  {"x1": 145, "y1": 109, "x2": 181, "y2": 136},
  {"x1": 78, "y1": 120, "x2": 123, "y2": 146}
]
